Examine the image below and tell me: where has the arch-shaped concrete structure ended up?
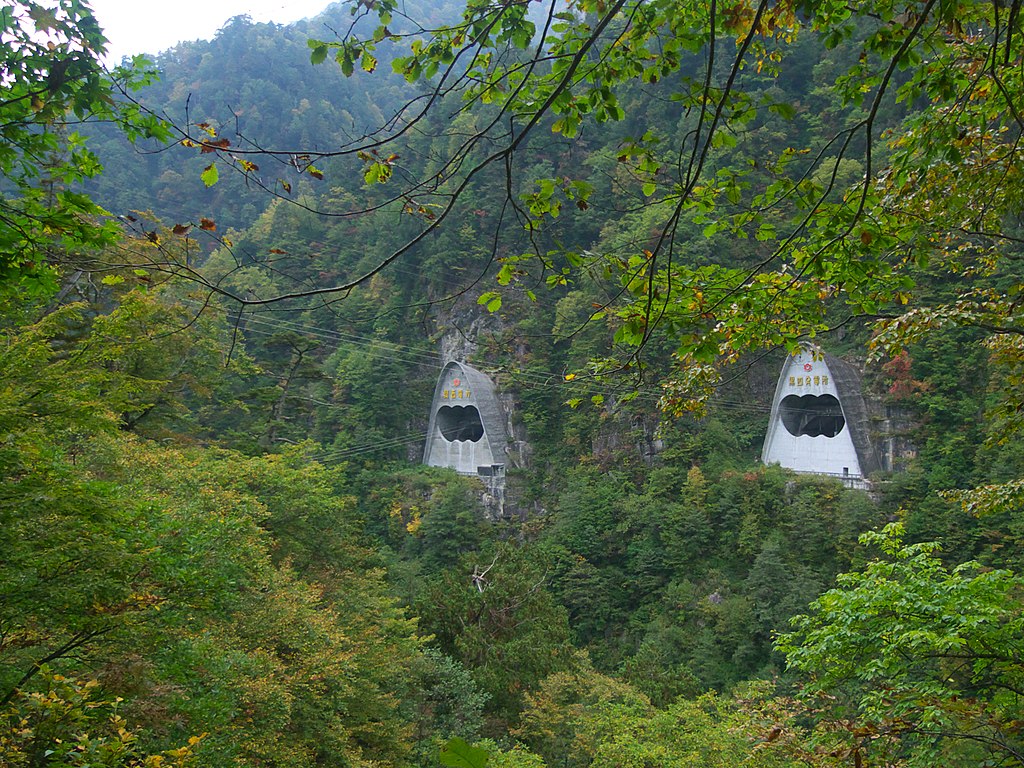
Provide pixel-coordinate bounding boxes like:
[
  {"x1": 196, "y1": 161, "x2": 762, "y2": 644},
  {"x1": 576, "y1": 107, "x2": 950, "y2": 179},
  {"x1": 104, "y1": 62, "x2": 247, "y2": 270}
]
[
  {"x1": 423, "y1": 361, "x2": 508, "y2": 475},
  {"x1": 762, "y1": 346, "x2": 879, "y2": 488}
]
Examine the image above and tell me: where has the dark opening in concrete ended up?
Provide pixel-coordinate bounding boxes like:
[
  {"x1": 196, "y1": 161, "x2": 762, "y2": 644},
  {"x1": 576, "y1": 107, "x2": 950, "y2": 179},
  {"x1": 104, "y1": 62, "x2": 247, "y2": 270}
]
[
  {"x1": 780, "y1": 394, "x2": 845, "y2": 438},
  {"x1": 438, "y1": 405, "x2": 484, "y2": 442}
]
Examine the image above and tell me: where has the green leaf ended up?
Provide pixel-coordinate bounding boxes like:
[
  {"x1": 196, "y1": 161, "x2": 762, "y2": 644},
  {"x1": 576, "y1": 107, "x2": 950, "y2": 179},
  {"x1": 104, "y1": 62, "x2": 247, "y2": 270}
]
[
  {"x1": 363, "y1": 163, "x2": 392, "y2": 185},
  {"x1": 768, "y1": 102, "x2": 797, "y2": 119},
  {"x1": 439, "y1": 737, "x2": 489, "y2": 768},
  {"x1": 477, "y1": 291, "x2": 502, "y2": 312},
  {"x1": 201, "y1": 163, "x2": 219, "y2": 187},
  {"x1": 339, "y1": 50, "x2": 354, "y2": 77},
  {"x1": 309, "y1": 44, "x2": 328, "y2": 65},
  {"x1": 711, "y1": 131, "x2": 737, "y2": 149}
]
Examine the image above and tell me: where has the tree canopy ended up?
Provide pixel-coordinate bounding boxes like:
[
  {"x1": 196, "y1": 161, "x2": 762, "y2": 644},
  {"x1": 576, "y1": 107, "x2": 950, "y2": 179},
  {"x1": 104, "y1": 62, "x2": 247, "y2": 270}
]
[
  {"x1": 0, "y1": 1, "x2": 166, "y2": 295},
  {"x1": 271, "y1": 0, "x2": 1024, "y2": 417},
  {"x1": 7, "y1": 1, "x2": 1024, "y2": 767}
]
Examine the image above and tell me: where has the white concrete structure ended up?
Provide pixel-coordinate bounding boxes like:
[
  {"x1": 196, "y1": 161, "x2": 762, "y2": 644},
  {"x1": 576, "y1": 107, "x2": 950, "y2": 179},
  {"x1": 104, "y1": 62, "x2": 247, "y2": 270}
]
[
  {"x1": 762, "y1": 347, "x2": 875, "y2": 488},
  {"x1": 423, "y1": 361, "x2": 508, "y2": 476}
]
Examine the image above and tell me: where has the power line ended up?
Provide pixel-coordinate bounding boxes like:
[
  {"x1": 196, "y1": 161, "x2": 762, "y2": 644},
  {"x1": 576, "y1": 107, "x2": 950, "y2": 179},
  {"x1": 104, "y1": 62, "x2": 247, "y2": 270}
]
[
  {"x1": 310, "y1": 431, "x2": 431, "y2": 463},
  {"x1": 177, "y1": 297, "x2": 781, "y2": 464},
  {"x1": 207, "y1": 299, "x2": 781, "y2": 415}
]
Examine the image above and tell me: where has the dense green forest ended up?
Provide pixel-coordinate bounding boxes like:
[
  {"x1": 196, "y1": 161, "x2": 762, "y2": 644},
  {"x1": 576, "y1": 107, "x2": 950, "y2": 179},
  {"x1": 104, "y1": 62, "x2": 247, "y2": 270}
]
[{"x1": 4, "y1": 0, "x2": 1024, "y2": 766}]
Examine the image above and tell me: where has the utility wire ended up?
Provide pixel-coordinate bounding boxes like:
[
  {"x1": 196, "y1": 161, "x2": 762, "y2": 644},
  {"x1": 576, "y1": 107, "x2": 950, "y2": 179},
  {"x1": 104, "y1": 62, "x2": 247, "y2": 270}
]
[
  {"x1": 175, "y1": 299, "x2": 819, "y2": 465},
  {"x1": 191, "y1": 298, "x2": 787, "y2": 416}
]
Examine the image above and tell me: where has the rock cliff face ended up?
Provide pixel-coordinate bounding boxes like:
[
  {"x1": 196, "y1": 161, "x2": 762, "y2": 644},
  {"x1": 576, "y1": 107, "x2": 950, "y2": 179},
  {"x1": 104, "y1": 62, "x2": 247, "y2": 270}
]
[
  {"x1": 592, "y1": 410, "x2": 663, "y2": 466},
  {"x1": 825, "y1": 353, "x2": 918, "y2": 475},
  {"x1": 438, "y1": 300, "x2": 501, "y2": 365},
  {"x1": 499, "y1": 390, "x2": 532, "y2": 470},
  {"x1": 870, "y1": 402, "x2": 918, "y2": 473}
]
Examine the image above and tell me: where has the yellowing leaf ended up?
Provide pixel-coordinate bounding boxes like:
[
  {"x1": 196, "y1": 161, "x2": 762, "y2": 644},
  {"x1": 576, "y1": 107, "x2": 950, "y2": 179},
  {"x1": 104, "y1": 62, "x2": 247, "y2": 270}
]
[{"x1": 201, "y1": 163, "x2": 219, "y2": 187}]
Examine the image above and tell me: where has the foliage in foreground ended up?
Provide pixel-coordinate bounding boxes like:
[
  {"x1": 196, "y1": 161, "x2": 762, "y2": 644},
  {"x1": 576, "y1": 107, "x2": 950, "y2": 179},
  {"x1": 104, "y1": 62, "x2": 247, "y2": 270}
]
[
  {"x1": 1, "y1": 673, "x2": 201, "y2": 768},
  {"x1": 5, "y1": 1, "x2": 1024, "y2": 766},
  {"x1": 0, "y1": 291, "x2": 426, "y2": 766},
  {"x1": 0, "y1": 1, "x2": 166, "y2": 293},
  {"x1": 779, "y1": 524, "x2": 1024, "y2": 767}
]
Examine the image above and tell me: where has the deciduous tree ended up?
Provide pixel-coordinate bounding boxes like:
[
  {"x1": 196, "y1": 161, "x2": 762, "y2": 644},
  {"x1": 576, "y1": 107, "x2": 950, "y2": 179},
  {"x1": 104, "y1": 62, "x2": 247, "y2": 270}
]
[
  {"x1": 777, "y1": 523, "x2": 1024, "y2": 767},
  {"x1": 0, "y1": 1, "x2": 165, "y2": 294}
]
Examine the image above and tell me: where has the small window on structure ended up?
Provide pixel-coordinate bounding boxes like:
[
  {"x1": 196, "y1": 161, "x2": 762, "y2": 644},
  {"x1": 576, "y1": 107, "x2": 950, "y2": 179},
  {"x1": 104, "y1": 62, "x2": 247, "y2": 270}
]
[
  {"x1": 437, "y1": 405, "x2": 485, "y2": 442},
  {"x1": 779, "y1": 394, "x2": 845, "y2": 438}
]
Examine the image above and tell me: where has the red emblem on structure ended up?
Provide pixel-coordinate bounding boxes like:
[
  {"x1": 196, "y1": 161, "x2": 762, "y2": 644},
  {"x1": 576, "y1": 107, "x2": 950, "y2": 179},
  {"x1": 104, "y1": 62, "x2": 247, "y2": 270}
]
[
  {"x1": 803, "y1": 363, "x2": 813, "y2": 372},
  {"x1": 452, "y1": 378, "x2": 461, "y2": 386}
]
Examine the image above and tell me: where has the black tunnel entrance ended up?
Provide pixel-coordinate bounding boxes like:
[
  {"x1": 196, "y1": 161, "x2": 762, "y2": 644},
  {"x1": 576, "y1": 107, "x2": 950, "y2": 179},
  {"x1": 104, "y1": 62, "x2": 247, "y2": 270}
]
[
  {"x1": 779, "y1": 394, "x2": 845, "y2": 438},
  {"x1": 438, "y1": 405, "x2": 485, "y2": 442}
]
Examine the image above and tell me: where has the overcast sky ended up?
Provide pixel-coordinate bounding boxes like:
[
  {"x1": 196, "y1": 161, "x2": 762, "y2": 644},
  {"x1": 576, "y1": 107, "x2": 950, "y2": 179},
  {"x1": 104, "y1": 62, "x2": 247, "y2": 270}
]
[{"x1": 88, "y1": 0, "x2": 335, "y2": 62}]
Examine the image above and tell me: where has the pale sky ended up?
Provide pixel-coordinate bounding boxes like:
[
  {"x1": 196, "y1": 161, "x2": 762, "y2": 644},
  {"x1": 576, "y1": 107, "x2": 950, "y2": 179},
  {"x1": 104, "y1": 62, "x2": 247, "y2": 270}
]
[{"x1": 88, "y1": 0, "x2": 336, "y2": 62}]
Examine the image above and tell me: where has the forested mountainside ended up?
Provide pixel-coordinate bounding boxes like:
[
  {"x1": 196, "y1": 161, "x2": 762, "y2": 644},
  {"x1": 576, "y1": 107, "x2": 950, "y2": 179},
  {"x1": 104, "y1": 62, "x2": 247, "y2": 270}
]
[{"x1": 5, "y1": 0, "x2": 1024, "y2": 766}]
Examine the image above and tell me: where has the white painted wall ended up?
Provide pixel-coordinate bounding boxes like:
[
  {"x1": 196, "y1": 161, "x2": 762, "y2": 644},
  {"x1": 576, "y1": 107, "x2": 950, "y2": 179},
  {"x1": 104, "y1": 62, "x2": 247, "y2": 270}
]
[
  {"x1": 423, "y1": 361, "x2": 504, "y2": 475},
  {"x1": 762, "y1": 348, "x2": 863, "y2": 478},
  {"x1": 425, "y1": 432, "x2": 497, "y2": 475}
]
